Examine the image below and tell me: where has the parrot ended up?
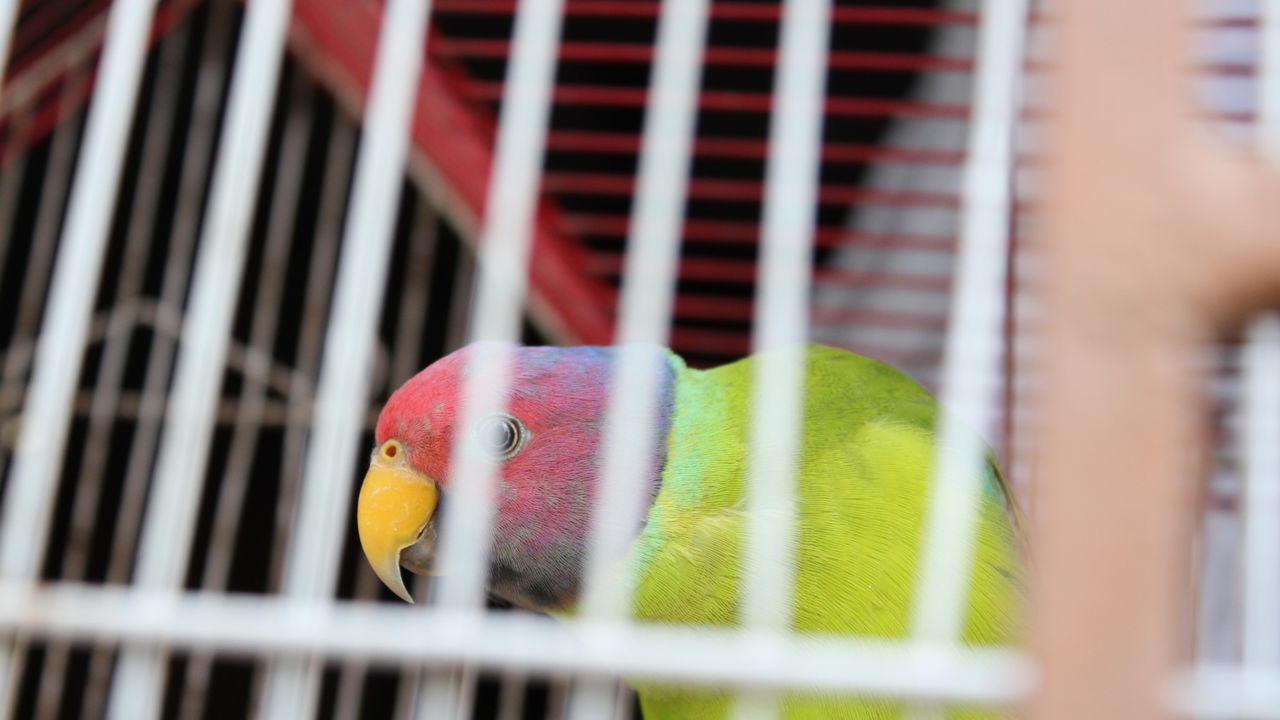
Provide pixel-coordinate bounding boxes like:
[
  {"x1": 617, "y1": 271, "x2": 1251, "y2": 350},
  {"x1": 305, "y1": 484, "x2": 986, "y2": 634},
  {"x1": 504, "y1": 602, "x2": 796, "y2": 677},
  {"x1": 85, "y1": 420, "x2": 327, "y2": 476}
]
[{"x1": 356, "y1": 342, "x2": 1023, "y2": 719}]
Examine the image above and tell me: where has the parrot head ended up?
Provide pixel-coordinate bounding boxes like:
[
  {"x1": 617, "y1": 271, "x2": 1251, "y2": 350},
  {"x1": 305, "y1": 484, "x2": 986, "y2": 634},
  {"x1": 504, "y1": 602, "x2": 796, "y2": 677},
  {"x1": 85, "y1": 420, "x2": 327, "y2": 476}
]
[{"x1": 356, "y1": 342, "x2": 675, "y2": 610}]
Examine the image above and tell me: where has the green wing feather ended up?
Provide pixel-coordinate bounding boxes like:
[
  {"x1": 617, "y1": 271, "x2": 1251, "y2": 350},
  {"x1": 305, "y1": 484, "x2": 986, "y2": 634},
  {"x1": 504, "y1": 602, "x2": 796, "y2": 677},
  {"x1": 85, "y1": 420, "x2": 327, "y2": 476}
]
[{"x1": 625, "y1": 345, "x2": 1022, "y2": 719}]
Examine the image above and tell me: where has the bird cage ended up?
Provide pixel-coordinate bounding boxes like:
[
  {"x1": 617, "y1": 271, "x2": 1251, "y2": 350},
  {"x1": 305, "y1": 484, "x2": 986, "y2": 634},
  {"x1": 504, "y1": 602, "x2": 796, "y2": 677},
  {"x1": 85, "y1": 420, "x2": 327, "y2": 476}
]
[{"x1": 1, "y1": 0, "x2": 1279, "y2": 719}]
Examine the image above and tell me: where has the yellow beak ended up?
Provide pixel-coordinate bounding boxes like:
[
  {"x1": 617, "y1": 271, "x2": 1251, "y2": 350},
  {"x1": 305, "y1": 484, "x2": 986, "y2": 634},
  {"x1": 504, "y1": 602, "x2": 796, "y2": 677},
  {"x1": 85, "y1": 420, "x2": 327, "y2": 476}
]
[{"x1": 356, "y1": 441, "x2": 438, "y2": 603}]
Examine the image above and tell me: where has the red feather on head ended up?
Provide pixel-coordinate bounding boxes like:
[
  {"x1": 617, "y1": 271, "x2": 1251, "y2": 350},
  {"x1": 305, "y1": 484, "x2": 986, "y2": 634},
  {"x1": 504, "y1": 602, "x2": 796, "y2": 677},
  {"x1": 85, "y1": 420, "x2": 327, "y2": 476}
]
[{"x1": 372, "y1": 342, "x2": 674, "y2": 610}]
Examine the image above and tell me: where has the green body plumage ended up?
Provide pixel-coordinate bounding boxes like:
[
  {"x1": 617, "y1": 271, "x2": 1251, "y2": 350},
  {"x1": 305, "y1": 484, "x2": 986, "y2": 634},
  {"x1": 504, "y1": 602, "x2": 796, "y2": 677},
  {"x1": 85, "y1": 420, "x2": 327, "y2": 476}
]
[{"x1": 625, "y1": 345, "x2": 1022, "y2": 719}]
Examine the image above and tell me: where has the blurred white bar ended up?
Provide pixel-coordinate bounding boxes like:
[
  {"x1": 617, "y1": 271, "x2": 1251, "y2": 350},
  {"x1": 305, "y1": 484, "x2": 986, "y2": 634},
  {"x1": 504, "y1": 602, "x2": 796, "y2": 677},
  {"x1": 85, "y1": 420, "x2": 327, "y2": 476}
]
[
  {"x1": 578, "y1": 0, "x2": 709, "y2": 620},
  {"x1": 414, "y1": 669, "x2": 465, "y2": 720},
  {"x1": 0, "y1": 0, "x2": 17, "y2": 98},
  {"x1": 0, "y1": 67, "x2": 81, "y2": 720},
  {"x1": 1241, "y1": 317, "x2": 1280, "y2": 666},
  {"x1": 1172, "y1": 663, "x2": 1280, "y2": 718},
  {"x1": 565, "y1": 0, "x2": 709, "y2": 708},
  {"x1": 104, "y1": 0, "x2": 292, "y2": 717},
  {"x1": 1260, "y1": 0, "x2": 1280, "y2": 164},
  {"x1": 0, "y1": 582, "x2": 1032, "y2": 704},
  {"x1": 256, "y1": 0, "x2": 433, "y2": 717},
  {"x1": 36, "y1": 32, "x2": 189, "y2": 720},
  {"x1": 333, "y1": 202, "x2": 438, "y2": 720},
  {"x1": 79, "y1": 6, "x2": 236, "y2": 714},
  {"x1": 430, "y1": 0, "x2": 565, "y2": 611},
  {"x1": 1239, "y1": 0, "x2": 1280, "y2": 674},
  {"x1": 736, "y1": 1, "x2": 831, "y2": 717},
  {"x1": 496, "y1": 672, "x2": 527, "y2": 720},
  {"x1": 268, "y1": 115, "x2": 354, "y2": 594},
  {"x1": 0, "y1": 0, "x2": 161, "y2": 711},
  {"x1": 742, "y1": 0, "x2": 831, "y2": 633},
  {"x1": 910, "y1": 0, "x2": 1028, "y2": 646},
  {"x1": 179, "y1": 78, "x2": 315, "y2": 720},
  {"x1": 414, "y1": 0, "x2": 564, "y2": 706},
  {"x1": 391, "y1": 202, "x2": 440, "y2": 382}
]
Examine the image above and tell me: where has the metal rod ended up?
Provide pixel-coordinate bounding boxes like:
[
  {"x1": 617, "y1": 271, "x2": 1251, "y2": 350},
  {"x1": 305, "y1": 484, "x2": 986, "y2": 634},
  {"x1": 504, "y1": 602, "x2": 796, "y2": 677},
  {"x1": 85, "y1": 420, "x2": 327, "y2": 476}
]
[
  {"x1": 412, "y1": 0, "x2": 564, "y2": 703},
  {"x1": 78, "y1": 2, "x2": 236, "y2": 712},
  {"x1": 1240, "y1": 0, "x2": 1280, "y2": 679},
  {"x1": 910, "y1": 0, "x2": 1028, "y2": 645},
  {"x1": 1241, "y1": 316, "x2": 1280, "y2": 667},
  {"x1": 430, "y1": 1, "x2": 975, "y2": 26},
  {"x1": 429, "y1": 0, "x2": 565, "y2": 609},
  {"x1": 0, "y1": 582, "x2": 1032, "y2": 704},
  {"x1": 334, "y1": 198, "x2": 440, "y2": 720},
  {"x1": 256, "y1": 0, "x2": 434, "y2": 716},
  {"x1": 0, "y1": 66, "x2": 86, "y2": 720},
  {"x1": 106, "y1": 0, "x2": 293, "y2": 716},
  {"x1": 578, "y1": 0, "x2": 708, "y2": 619},
  {"x1": 250, "y1": 107, "x2": 355, "y2": 720},
  {"x1": 734, "y1": 0, "x2": 832, "y2": 717},
  {"x1": 569, "y1": 0, "x2": 708, "y2": 714},
  {"x1": 0, "y1": 0, "x2": 163, "y2": 710},
  {"x1": 0, "y1": 0, "x2": 19, "y2": 101},
  {"x1": 177, "y1": 74, "x2": 315, "y2": 720},
  {"x1": 35, "y1": 26, "x2": 192, "y2": 720}
]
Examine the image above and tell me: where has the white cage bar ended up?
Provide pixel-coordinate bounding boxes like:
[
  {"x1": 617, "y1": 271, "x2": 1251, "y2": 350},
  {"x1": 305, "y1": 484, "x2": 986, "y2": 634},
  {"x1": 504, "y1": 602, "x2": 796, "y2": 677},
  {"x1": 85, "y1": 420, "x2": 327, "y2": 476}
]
[
  {"x1": 911, "y1": 0, "x2": 1028, "y2": 647},
  {"x1": 735, "y1": 0, "x2": 832, "y2": 717},
  {"x1": 567, "y1": 0, "x2": 709, "y2": 716},
  {"x1": 107, "y1": 0, "x2": 292, "y2": 716},
  {"x1": 0, "y1": 0, "x2": 164, "y2": 711},
  {"x1": 257, "y1": 0, "x2": 433, "y2": 715}
]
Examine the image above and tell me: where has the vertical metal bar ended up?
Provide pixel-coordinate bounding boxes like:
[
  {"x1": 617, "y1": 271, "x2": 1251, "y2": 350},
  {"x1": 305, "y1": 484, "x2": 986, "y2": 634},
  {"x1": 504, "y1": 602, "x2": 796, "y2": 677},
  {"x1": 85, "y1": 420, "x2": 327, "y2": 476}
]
[
  {"x1": 200, "y1": 77, "x2": 310, "y2": 599},
  {"x1": 414, "y1": 669, "x2": 463, "y2": 720},
  {"x1": 393, "y1": 663, "x2": 424, "y2": 720},
  {"x1": 545, "y1": 677, "x2": 570, "y2": 720},
  {"x1": 177, "y1": 76, "x2": 315, "y2": 720},
  {"x1": 0, "y1": 0, "x2": 18, "y2": 98},
  {"x1": 391, "y1": 201, "x2": 440, "y2": 383},
  {"x1": 577, "y1": 0, "x2": 709, "y2": 620},
  {"x1": 910, "y1": 0, "x2": 1028, "y2": 650},
  {"x1": 106, "y1": 0, "x2": 293, "y2": 716},
  {"x1": 1241, "y1": 0, "x2": 1280, "y2": 673},
  {"x1": 79, "y1": 3, "x2": 236, "y2": 713},
  {"x1": 1261, "y1": 0, "x2": 1280, "y2": 167},
  {"x1": 36, "y1": 28, "x2": 192, "y2": 720},
  {"x1": 334, "y1": 201, "x2": 439, "y2": 720},
  {"x1": 613, "y1": 684, "x2": 636, "y2": 720},
  {"x1": 417, "y1": 1, "x2": 563, "y2": 714},
  {"x1": 249, "y1": 111, "x2": 355, "y2": 720},
  {"x1": 444, "y1": 247, "x2": 477, "y2": 355},
  {"x1": 496, "y1": 672, "x2": 527, "y2": 720},
  {"x1": 430, "y1": 0, "x2": 565, "y2": 613},
  {"x1": 0, "y1": 0, "x2": 163, "y2": 711},
  {"x1": 256, "y1": 0, "x2": 433, "y2": 716},
  {"x1": 265, "y1": 115, "x2": 355, "y2": 597},
  {"x1": 1242, "y1": 317, "x2": 1280, "y2": 666},
  {"x1": 0, "y1": 70, "x2": 83, "y2": 720},
  {"x1": 332, "y1": 656, "x2": 367, "y2": 720},
  {"x1": 400, "y1": 233, "x2": 467, "y2": 720},
  {"x1": 733, "y1": 0, "x2": 831, "y2": 718},
  {"x1": 0, "y1": 74, "x2": 83, "y2": 473},
  {"x1": 568, "y1": 0, "x2": 708, "y2": 714},
  {"x1": 335, "y1": 198, "x2": 440, "y2": 717}
]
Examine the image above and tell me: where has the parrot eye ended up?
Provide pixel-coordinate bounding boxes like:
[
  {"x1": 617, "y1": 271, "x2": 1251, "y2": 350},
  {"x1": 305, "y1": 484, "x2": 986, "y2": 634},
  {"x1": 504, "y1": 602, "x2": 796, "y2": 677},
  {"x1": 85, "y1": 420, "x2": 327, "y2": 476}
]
[{"x1": 473, "y1": 413, "x2": 527, "y2": 461}]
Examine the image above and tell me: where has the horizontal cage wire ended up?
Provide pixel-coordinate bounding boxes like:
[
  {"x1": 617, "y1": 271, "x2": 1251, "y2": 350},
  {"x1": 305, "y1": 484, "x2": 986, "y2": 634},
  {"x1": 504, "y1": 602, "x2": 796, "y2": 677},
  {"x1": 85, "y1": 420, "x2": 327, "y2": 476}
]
[{"x1": 0, "y1": 0, "x2": 1276, "y2": 719}]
